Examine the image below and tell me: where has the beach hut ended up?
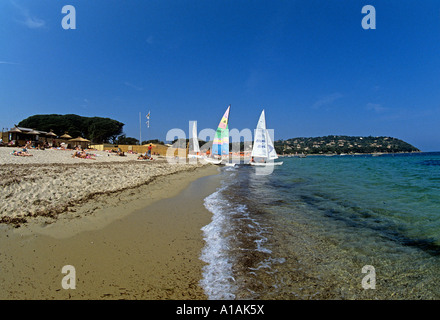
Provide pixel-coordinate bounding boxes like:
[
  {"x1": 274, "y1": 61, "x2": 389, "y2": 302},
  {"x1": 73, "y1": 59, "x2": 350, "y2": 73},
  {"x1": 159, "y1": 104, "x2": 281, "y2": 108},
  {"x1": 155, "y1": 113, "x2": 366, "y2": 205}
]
[
  {"x1": 59, "y1": 133, "x2": 73, "y2": 148},
  {"x1": 26, "y1": 129, "x2": 41, "y2": 143},
  {"x1": 45, "y1": 130, "x2": 57, "y2": 146},
  {"x1": 7, "y1": 127, "x2": 22, "y2": 146},
  {"x1": 69, "y1": 137, "x2": 91, "y2": 150}
]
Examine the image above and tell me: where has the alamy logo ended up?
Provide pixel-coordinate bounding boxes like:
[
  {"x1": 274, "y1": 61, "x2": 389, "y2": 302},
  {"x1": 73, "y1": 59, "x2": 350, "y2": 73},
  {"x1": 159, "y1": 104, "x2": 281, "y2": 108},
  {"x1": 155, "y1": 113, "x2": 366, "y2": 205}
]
[
  {"x1": 361, "y1": 5, "x2": 376, "y2": 30},
  {"x1": 61, "y1": 265, "x2": 76, "y2": 290},
  {"x1": 61, "y1": 5, "x2": 76, "y2": 30},
  {"x1": 60, "y1": 5, "x2": 377, "y2": 31},
  {"x1": 166, "y1": 122, "x2": 277, "y2": 175},
  {"x1": 361, "y1": 265, "x2": 376, "y2": 289}
]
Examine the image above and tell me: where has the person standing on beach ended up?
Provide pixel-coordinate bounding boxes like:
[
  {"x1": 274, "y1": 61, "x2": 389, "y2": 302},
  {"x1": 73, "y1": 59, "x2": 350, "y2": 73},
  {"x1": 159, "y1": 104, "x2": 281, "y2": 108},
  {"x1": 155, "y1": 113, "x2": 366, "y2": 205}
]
[{"x1": 147, "y1": 144, "x2": 152, "y2": 158}]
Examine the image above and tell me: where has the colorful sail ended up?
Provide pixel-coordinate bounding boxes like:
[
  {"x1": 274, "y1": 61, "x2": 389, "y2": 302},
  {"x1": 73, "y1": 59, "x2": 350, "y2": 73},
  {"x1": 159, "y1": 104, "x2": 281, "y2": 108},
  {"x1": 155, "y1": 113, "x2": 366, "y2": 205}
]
[{"x1": 212, "y1": 105, "x2": 230, "y2": 156}]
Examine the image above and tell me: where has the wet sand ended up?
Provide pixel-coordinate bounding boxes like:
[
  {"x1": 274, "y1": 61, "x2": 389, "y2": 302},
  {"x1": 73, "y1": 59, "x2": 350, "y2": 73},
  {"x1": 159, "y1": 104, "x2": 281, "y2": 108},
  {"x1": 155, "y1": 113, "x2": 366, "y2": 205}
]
[{"x1": 0, "y1": 165, "x2": 221, "y2": 299}]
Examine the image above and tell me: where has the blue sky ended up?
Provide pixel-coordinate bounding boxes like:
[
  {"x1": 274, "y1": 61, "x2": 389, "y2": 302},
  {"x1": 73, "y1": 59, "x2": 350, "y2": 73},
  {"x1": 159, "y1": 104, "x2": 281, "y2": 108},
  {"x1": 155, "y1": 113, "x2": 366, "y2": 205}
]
[{"x1": 1, "y1": 0, "x2": 440, "y2": 151}]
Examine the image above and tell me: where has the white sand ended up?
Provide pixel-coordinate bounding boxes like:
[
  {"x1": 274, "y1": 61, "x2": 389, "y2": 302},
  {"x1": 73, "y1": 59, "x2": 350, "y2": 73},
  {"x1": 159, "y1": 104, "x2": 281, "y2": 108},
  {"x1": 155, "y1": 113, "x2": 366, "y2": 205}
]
[
  {"x1": 0, "y1": 147, "x2": 207, "y2": 224},
  {"x1": 0, "y1": 147, "x2": 140, "y2": 165}
]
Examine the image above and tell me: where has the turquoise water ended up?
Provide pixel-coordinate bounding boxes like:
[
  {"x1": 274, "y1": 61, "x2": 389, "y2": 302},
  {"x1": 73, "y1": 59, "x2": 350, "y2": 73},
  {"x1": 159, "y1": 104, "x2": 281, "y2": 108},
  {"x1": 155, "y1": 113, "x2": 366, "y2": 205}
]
[{"x1": 201, "y1": 152, "x2": 440, "y2": 299}]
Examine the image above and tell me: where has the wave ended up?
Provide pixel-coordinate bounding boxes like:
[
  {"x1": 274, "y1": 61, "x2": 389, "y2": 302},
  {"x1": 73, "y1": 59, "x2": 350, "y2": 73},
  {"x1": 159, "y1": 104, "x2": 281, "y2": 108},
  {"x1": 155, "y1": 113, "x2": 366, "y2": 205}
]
[
  {"x1": 199, "y1": 167, "x2": 284, "y2": 299},
  {"x1": 200, "y1": 183, "x2": 237, "y2": 299}
]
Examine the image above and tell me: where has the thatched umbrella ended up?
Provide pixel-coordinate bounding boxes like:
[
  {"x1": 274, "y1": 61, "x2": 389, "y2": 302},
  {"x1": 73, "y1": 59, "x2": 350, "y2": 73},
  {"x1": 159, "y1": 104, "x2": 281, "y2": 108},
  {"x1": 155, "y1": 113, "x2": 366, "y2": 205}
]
[
  {"x1": 69, "y1": 137, "x2": 91, "y2": 149},
  {"x1": 24, "y1": 129, "x2": 41, "y2": 143},
  {"x1": 45, "y1": 130, "x2": 57, "y2": 146},
  {"x1": 60, "y1": 133, "x2": 72, "y2": 139},
  {"x1": 26, "y1": 129, "x2": 41, "y2": 135},
  {"x1": 8, "y1": 127, "x2": 22, "y2": 133},
  {"x1": 69, "y1": 137, "x2": 89, "y2": 142}
]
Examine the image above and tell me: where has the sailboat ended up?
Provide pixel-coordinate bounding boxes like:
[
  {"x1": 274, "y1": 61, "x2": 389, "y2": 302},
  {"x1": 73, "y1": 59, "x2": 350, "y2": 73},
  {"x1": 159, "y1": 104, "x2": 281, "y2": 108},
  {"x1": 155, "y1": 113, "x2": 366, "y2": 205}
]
[
  {"x1": 204, "y1": 105, "x2": 231, "y2": 165},
  {"x1": 188, "y1": 121, "x2": 202, "y2": 158},
  {"x1": 250, "y1": 110, "x2": 283, "y2": 166}
]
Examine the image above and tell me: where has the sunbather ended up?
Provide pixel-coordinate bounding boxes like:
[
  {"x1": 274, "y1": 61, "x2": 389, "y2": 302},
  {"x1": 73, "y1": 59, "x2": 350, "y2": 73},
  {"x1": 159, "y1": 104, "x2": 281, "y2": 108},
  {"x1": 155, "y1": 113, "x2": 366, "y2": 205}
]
[
  {"x1": 137, "y1": 154, "x2": 153, "y2": 160},
  {"x1": 72, "y1": 150, "x2": 96, "y2": 160},
  {"x1": 11, "y1": 150, "x2": 33, "y2": 157}
]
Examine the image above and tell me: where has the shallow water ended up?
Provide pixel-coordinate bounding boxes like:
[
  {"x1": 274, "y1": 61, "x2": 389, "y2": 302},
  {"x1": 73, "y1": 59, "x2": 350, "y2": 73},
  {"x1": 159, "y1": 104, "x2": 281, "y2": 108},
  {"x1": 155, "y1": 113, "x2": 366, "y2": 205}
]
[{"x1": 200, "y1": 152, "x2": 440, "y2": 299}]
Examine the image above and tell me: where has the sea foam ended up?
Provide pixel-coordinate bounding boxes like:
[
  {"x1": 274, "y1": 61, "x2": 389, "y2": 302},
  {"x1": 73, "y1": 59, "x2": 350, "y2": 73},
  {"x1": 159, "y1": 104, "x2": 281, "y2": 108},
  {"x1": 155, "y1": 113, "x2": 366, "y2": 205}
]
[{"x1": 200, "y1": 184, "x2": 237, "y2": 300}]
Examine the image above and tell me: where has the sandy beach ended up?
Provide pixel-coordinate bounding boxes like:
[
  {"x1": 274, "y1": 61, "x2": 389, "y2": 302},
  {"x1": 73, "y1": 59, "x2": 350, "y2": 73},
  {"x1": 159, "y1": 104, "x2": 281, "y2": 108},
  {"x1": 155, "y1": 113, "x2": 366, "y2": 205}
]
[
  {"x1": 0, "y1": 148, "x2": 206, "y2": 225},
  {"x1": 0, "y1": 146, "x2": 220, "y2": 299}
]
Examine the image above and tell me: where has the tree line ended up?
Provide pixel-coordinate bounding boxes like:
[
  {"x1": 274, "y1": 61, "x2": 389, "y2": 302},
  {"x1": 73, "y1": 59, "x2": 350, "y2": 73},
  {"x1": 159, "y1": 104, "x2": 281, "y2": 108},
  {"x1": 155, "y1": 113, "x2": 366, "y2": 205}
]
[
  {"x1": 275, "y1": 135, "x2": 420, "y2": 154},
  {"x1": 18, "y1": 114, "x2": 168, "y2": 145}
]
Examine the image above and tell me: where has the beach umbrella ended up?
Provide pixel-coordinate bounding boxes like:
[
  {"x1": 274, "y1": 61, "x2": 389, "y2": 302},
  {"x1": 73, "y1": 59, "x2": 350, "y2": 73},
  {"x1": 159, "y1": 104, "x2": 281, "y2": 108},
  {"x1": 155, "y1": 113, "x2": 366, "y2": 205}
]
[
  {"x1": 26, "y1": 129, "x2": 41, "y2": 135},
  {"x1": 69, "y1": 137, "x2": 91, "y2": 149},
  {"x1": 44, "y1": 131, "x2": 57, "y2": 145},
  {"x1": 60, "y1": 133, "x2": 72, "y2": 139},
  {"x1": 25, "y1": 129, "x2": 41, "y2": 142},
  {"x1": 8, "y1": 127, "x2": 22, "y2": 133},
  {"x1": 68, "y1": 137, "x2": 90, "y2": 142}
]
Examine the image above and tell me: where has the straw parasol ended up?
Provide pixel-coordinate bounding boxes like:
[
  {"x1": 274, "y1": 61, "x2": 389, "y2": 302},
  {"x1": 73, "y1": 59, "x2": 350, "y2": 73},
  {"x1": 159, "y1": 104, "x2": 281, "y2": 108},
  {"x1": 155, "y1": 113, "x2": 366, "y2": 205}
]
[
  {"x1": 45, "y1": 130, "x2": 57, "y2": 145},
  {"x1": 68, "y1": 137, "x2": 90, "y2": 143},
  {"x1": 60, "y1": 133, "x2": 72, "y2": 139},
  {"x1": 8, "y1": 127, "x2": 22, "y2": 133},
  {"x1": 26, "y1": 129, "x2": 41, "y2": 135},
  {"x1": 69, "y1": 137, "x2": 91, "y2": 149},
  {"x1": 25, "y1": 130, "x2": 41, "y2": 142}
]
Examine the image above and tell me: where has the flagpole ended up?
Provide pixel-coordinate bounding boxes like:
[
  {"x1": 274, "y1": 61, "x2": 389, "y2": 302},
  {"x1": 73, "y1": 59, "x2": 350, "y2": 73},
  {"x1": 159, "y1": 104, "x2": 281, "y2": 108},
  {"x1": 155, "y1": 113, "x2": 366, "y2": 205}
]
[
  {"x1": 146, "y1": 110, "x2": 150, "y2": 144},
  {"x1": 139, "y1": 112, "x2": 141, "y2": 145}
]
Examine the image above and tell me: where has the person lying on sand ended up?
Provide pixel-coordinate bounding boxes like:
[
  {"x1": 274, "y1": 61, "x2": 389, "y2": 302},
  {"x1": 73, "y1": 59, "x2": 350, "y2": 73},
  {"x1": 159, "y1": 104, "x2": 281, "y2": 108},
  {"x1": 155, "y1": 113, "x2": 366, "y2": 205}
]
[
  {"x1": 137, "y1": 154, "x2": 153, "y2": 160},
  {"x1": 72, "y1": 150, "x2": 96, "y2": 160},
  {"x1": 11, "y1": 150, "x2": 33, "y2": 157}
]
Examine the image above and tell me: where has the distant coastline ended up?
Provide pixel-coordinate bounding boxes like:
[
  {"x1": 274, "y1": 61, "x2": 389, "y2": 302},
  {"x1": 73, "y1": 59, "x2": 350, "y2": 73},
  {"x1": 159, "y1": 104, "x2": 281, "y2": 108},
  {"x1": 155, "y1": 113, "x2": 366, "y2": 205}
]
[{"x1": 275, "y1": 135, "x2": 420, "y2": 155}]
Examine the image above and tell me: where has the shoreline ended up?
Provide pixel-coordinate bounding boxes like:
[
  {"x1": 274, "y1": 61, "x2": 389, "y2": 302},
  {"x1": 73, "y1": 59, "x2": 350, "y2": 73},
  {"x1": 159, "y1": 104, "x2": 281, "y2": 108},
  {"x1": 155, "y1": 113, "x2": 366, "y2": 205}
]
[{"x1": 0, "y1": 158, "x2": 221, "y2": 299}]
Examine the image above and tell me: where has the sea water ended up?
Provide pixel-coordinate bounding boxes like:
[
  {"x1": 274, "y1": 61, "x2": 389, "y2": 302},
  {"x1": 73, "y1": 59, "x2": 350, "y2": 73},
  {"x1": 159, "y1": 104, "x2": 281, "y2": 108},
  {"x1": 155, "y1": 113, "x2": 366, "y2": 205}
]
[{"x1": 200, "y1": 152, "x2": 440, "y2": 299}]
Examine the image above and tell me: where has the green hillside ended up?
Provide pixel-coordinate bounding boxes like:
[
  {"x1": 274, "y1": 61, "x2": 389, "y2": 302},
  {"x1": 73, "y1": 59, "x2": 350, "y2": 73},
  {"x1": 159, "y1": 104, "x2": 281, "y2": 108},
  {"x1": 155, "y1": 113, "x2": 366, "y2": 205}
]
[{"x1": 275, "y1": 135, "x2": 420, "y2": 155}]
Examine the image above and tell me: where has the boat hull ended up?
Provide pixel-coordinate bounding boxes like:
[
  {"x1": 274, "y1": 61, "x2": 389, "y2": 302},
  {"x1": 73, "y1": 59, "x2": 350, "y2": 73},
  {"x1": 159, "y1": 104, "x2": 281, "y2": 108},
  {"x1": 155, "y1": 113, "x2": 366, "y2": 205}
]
[
  {"x1": 202, "y1": 157, "x2": 223, "y2": 165},
  {"x1": 250, "y1": 161, "x2": 283, "y2": 166}
]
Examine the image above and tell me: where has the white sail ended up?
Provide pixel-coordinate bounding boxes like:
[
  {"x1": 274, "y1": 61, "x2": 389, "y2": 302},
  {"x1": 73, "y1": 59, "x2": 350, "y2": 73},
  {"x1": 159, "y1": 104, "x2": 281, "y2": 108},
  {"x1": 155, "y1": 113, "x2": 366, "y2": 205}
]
[
  {"x1": 251, "y1": 110, "x2": 268, "y2": 158},
  {"x1": 267, "y1": 132, "x2": 278, "y2": 160},
  {"x1": 250, "y1": 109, "x2": 281, "y2": 166},
  {"x1": 190, "y1": 121, "x2": 200, "y2": 154}
]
